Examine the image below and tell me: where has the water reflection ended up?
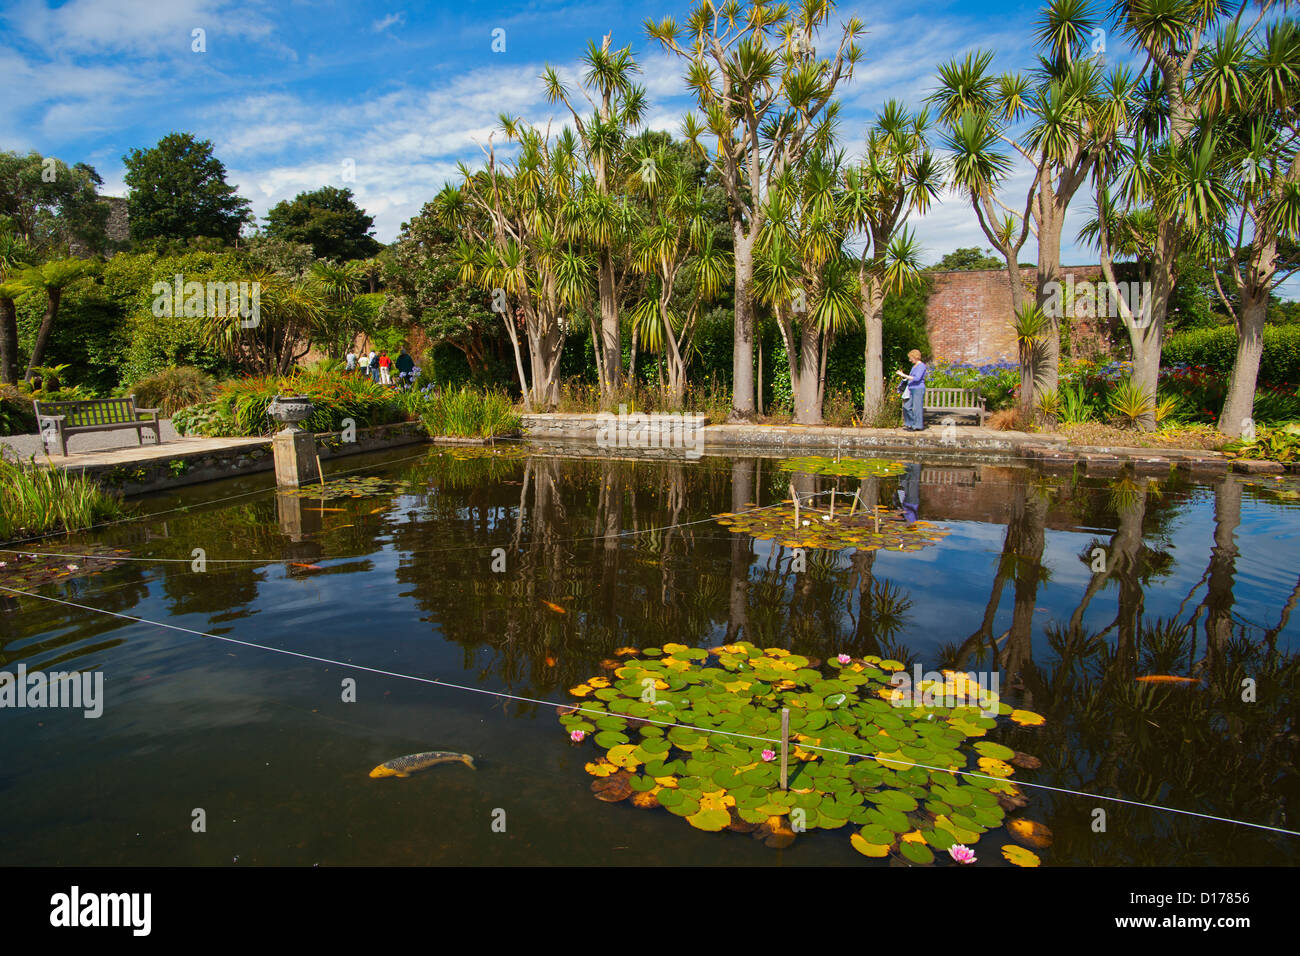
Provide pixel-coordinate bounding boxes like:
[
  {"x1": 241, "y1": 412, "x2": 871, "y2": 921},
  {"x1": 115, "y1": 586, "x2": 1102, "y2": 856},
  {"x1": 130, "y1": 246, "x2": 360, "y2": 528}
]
[{"x1": 1, "y1": 447, "x2": 1297, "y2": 865}]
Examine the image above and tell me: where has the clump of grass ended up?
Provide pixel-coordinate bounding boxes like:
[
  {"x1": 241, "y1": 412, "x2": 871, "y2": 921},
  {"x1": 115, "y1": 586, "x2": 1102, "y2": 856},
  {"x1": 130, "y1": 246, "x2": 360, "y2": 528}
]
[
  {"x1": 0, "y1": 455, "x2": 125, "y2": 542},
  {"x1": 127, "y1": 365, "x2": 217, "y2": 417},
  {"x1": 418, "y1": 386, "x2": 521, "y2": 438}
]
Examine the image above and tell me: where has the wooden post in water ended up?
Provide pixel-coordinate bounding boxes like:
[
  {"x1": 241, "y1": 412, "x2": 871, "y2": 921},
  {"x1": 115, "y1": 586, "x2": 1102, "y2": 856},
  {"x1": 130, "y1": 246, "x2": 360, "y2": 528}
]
[
  {"x1": 780, "y1": 707, "x2": 790, "y2": 790},
  {"x1": 848, "y1": 488, "x2": 861, "y2": 517},
  {"x1": 315, "y1": 452, "x2": 326, "y2": 489},
  {"x1": 830, "y1": 487, "x2": 836, "y2": 519},
  {"x1": 789, "y1": 482, "x2": 799, "y2": 528}
]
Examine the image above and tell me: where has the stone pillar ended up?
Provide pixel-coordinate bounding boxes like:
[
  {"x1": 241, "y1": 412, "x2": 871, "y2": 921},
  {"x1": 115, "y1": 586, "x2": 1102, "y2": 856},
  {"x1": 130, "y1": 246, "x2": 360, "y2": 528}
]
[{"x1": 272, "y1": 428, "x2": 318, "y2": 488}]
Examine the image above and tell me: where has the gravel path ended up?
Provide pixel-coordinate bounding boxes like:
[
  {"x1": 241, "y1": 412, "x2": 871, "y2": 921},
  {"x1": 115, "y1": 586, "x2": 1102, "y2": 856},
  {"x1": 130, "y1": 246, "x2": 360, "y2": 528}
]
[{"x1": 1, "y1": 420, "x2": 182, "y2": 459}]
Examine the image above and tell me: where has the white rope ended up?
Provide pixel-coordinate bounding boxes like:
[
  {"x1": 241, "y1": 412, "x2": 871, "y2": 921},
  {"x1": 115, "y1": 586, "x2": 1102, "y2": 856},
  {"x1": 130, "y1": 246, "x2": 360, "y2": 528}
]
[{"x1": 2, "y1": 583, "x2": 1295, "y2": 838}]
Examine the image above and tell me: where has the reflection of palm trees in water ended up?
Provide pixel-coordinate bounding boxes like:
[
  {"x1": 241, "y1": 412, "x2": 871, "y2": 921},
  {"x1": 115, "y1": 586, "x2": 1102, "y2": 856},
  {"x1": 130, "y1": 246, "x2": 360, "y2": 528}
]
[
  {"x1": 944, "y1": 474, "x2": 1051, "y2": 702},
  {"x1": 1008, "y1": 476, "x2": 1299, "y2": 864}
]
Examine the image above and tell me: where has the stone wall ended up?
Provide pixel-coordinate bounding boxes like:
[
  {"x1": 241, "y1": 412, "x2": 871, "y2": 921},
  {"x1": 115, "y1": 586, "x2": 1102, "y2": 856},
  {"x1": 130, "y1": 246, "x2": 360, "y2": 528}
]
[
  {"x1": 80, "y1": 421, "x2": 428, "y2": 496},
  {"x1": 924, "y1": 265, "x2": 1114, "y2": 365}
]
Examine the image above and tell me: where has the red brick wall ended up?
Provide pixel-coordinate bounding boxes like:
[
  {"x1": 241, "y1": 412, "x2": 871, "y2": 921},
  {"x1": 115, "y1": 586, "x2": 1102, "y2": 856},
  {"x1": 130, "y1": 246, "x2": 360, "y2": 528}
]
[{"x1": 924, "y1": 265, "x2": 1114, "y2": 365}]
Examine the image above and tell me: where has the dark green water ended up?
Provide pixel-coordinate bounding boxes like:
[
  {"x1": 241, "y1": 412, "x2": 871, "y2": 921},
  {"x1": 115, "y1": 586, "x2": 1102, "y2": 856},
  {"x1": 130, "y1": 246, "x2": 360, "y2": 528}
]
[{"x1": 1, "y1": 445, "x2": 1297, "y2": 865}]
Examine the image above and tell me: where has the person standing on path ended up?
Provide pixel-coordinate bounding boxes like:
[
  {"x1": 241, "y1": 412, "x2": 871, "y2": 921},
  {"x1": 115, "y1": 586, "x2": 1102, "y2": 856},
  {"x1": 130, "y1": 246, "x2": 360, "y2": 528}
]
[
  {"x1": 368, "y1": 349, "x2": 379, "y2": 383},
  {"x1": 395, "y1": 348, "x2": 415, "y2": 388},
  {"x1": 345, "y1": 349, "x2": 357, "y2": 373},
  {"x1": 896, "y1": 349, "x2": 929, "y2": 431},
  {"x1": 378, "y1": 351, "x2": 392, "y2": 385}
]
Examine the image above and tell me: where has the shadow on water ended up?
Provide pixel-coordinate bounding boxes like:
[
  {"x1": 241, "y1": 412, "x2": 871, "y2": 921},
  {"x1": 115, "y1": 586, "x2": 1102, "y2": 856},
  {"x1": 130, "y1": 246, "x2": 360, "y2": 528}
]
[{"x1": 0, "y1": 445, "x2": 1296, "y2": 865}]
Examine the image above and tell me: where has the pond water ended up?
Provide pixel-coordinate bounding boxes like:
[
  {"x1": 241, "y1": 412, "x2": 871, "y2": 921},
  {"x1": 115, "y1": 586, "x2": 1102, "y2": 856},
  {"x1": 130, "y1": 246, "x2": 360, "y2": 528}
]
[{"x1": 1, "y1": 444, "x2": 1297, "y2": 866}]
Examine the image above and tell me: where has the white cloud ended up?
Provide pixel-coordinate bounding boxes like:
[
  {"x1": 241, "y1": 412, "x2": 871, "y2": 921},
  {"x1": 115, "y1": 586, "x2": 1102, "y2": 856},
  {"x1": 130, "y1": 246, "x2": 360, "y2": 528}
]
[{"x1": 372, "y1": 12, "x2": 405, "y2": 33}]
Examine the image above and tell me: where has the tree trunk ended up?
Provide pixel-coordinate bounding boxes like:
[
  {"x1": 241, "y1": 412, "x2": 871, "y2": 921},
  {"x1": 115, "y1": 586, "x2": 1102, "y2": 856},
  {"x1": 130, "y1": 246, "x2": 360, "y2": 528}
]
[
  {"x1": 794, "y1": 323, "x2": 822, "y2": 425},
  {"x1": 1201, "y1": 479, "x2": 1241, "y2": 673},
  {"x1": 24, "y1": 287, "x2": 60, "y2": 380},
  {"x1": 731, "y1": 227, "x2": 756, "y2": 418},
  {"x1": 1219, "y1": 284, "x2": 1268, "y2": 438},
  {"x1": 598, "y1": 251, "x2": 621, "y2": 394},
  {"x1": 860, "y1": 270, "x2": 884, "y2": 420},
  {"x1": 0, "y1": 296, "x2": 18, "y2": 384},
  {"x1": 1035, "y1": 196, "x2": 1064, "y2": 399}
]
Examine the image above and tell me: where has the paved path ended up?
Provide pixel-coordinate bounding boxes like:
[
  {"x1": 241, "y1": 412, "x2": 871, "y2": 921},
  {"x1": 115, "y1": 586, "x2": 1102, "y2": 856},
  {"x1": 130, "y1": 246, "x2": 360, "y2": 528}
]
[{"x1": 2, "y1": 422, "x2": 267, "y2": 469}]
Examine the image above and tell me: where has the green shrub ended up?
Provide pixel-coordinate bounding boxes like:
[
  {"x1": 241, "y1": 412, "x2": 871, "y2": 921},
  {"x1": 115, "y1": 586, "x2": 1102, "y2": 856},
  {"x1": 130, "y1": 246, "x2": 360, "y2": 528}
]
[
  {"x1": 1224, "y1": 422, "x2": 1300, "y2": 463},
  {"x1": 172, "y1": 371, "x2": 406, "y2": 437},
  {"x1": 1163, "y1": 325, "x2": 1300, "y2": 385},
  {"x1": 0, "y1": 384, "x2": 37, "y2": 436},
  {"x1": 126, "y1": 365, "x2": 217, "y2": 417}
]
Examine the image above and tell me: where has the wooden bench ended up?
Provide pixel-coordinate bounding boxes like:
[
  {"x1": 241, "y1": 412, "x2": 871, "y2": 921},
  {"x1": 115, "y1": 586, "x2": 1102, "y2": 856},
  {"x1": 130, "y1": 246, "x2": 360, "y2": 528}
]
[
  {"x1": 33, "y1": 396, "x2": 161, "y2": 457},
  {"x1": 921, "y1": 387, "x2": 987, "y2": 426}
]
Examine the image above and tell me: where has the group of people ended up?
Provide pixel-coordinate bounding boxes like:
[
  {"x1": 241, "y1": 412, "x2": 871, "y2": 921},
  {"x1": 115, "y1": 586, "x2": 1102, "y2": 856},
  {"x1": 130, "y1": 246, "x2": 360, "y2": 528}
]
[{"x1": 345, "y1": 348, "x2": 417, "y2": 388}]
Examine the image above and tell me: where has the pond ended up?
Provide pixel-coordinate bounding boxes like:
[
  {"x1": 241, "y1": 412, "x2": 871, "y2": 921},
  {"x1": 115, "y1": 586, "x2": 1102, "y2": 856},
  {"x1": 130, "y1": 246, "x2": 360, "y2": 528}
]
[{"x1": 0, "y1": 444, "x2": 1296, "y2": 866}]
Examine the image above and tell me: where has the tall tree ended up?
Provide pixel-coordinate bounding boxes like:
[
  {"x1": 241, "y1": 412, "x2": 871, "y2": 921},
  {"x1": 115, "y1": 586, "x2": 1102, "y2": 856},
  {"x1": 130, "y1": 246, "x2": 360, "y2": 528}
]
[
  {"x1": 438, "y1": 119, "x2": 588, "y2": 409},
  {"x1": 647, "y1": 0, "x2": 863, "y2": 418},
  {"x1": 0, "y1": 151, "x2": 108, "y2": 255},
  {"x1": 123, "y1": 133, "x2": 252, "y2": 244},
  {"x1": 1198, "y1": 17, "x2": 1300, "y2": 437},
  {"x1": 0, "y1": 223, "x2": 34, "y2": 383},
  {"x1": 544, "y1": 33, "x2": 647, "y2": 396},
  {"x1": 1092, "y1": 0, "x2": 1237, "y2": 429},
  {"x1": 754, "y1": 150, "x2": 860, "y2": 424},
  {"x1": 264, "y1": 186, "x2": 383, "y2": 262},
  {"x1": 626, "y1": 137, "x2": 730, "y2": 403},
  {"x1": 931, "y1": 2, "x2": 1137, "y2": 405},
  {"x1": 840, "y1": 101, "x2": 939, "y2": 418}
]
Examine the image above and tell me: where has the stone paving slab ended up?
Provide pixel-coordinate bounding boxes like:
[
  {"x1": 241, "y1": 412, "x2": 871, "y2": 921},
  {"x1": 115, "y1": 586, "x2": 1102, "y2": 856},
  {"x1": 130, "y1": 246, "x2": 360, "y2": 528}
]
[{"x1": 17, "y1": 434, "x2": 269, "y2": 470}]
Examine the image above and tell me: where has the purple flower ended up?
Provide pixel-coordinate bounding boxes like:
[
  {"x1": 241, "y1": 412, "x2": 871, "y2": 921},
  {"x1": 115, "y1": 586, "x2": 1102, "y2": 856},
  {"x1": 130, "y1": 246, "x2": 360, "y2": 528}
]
[
  {"x1": 837, "y1": 654, "x2": 851, "y2": 664},
  {"x1": 949, "y1": 844, "x2": 977, "y2": 864},
  {"x1": 761, "y1": 749, "x2": 776, "y2": 762},
  {"x1": 570, "y1": 730, "x2": 585, "y2": 743}
]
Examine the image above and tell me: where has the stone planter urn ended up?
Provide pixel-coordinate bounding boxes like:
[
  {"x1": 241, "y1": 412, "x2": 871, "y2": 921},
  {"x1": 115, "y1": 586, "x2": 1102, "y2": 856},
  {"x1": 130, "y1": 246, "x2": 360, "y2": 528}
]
[{"x1": 267, "y1": 394, "x2": 314, "y2": 433}]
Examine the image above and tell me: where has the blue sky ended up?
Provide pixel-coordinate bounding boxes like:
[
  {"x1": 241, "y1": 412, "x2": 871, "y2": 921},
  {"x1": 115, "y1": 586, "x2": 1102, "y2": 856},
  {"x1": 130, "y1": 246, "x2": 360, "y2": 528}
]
[{"x1": 2, "y1": 0, "x2": 1294, "y2": 297}]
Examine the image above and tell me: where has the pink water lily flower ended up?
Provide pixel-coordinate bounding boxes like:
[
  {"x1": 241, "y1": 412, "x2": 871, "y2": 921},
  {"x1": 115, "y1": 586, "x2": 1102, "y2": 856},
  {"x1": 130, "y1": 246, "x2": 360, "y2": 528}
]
[
  {"x1": 761, "y1": 749, "x2": 776, "y2": 762},
  {"x1": 948, "y1": 844, "x2": 977, "y2": 864},
  {"x1": 569, "y1": 730, "x2": 585, "y2": 742},
  {"x1": 837, "y1": 654, "x2": 851, "y2": 664}
]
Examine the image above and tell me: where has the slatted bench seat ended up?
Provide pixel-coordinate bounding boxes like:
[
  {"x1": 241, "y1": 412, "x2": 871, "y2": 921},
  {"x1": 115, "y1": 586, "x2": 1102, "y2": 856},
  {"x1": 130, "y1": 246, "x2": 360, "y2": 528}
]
[
  {"x1": 33, "y1": 396, "x2": 161, "y2": 457},
  {"x1": 921, "y1": 387, "x2": 987, "y2": 426}
]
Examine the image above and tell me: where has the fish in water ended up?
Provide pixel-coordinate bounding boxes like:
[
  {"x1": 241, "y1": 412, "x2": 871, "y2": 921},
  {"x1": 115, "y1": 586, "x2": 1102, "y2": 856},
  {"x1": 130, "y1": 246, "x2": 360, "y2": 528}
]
[
  {"x1": 541, "y1": 600, "x2": 566, "y2": 614},
  {"x1": 369, "y1": 751, "x2": 476, "y2": 778},
  {"x1": 1135, "y1": 675, "x2": 1198, "y2": 684}
]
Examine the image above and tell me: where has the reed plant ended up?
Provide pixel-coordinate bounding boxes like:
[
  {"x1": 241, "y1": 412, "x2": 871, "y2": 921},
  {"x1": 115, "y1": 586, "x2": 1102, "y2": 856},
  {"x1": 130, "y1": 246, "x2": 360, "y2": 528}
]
[{"x1": 0, "y1": 455, "x2": 125, "y2": 542}]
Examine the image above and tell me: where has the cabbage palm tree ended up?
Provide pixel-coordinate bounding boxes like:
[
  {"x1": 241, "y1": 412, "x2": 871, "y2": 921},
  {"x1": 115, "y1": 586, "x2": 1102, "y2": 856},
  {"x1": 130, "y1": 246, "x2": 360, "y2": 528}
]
[
  {"x1": 626, "y1": 146, "x2": 730, "y2": 404},
  {"x1": 754, "y1": 152, "x2": 860, "y2": 424},
  {"x1": 544, "y1": 33, "x2": 646, "y2": 396},
  {"x1": 930, "y1": 1, "x2": 1137, "y2": 401},
  {"x1": 438, "y1": 118, "x2": 584, "y2": 409},
  {"x1": 840, "y1": 102, "x2": 939, "y2": 418},
  {"x1": 647, "y1": 1, "x2": 863, "y2": 418}
]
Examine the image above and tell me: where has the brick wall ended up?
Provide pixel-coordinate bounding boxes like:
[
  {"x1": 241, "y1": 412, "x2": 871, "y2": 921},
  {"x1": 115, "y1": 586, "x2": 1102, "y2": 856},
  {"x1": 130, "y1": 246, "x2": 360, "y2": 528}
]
[{"x1": 924, "y1": 265, "x2": 1114, "y2": 365}]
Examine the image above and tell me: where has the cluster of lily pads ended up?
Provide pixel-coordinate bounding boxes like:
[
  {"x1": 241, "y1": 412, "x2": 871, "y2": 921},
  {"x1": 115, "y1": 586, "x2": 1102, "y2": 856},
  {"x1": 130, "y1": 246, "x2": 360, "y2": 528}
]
[
  {"x1": 0, "y1": 548, "x2": 125, "y2": 590},
  {"x1": 438, "y1": 445, "x2": 532, "y2": 462},
  {"x1": 715, "y1": 503, "x2": 949, "y2": 552},
  {"x1": 283, "y1": 476, "x2": 412, "y2": 500},
  {"x1": 777, "y1": 456, "x2": 907, "y2": 479},
  {"x1": 560, "y1": 641, "x2": 1050, "y2": 866}
]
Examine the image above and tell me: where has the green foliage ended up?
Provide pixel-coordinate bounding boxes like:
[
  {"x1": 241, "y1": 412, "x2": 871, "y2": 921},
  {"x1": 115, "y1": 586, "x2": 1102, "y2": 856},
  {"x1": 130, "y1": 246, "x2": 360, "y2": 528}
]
[
  {"x1": 1108, "y1": 378, "x2": 1156, "y2": 427},
  {"x1": 172, "y1": 371, "x2": 405, "y2": 437},
  {"x1": 412, "y1": 386, "x2": 521, "y2": 438},
  {"x1": 1224, "y1": 423, "x2": 1300, "y2": 463},
  {"x1": 0, "y1": 150, "x2": 109, "y2": 255},
  {"x1": 122, "y1": 133, "x2": 251, "y2": 244},
  {"x1": 126, "y1": 365, "x2": 217, "y2": 417},
  {"x1": 263, "y1": 186, "x2": 381, "y2": 262},
  {"x1": 0, "y1": 383, "x2": 36, "y2": 435},
  {"x1": 0, "y1": 453, "x2": 125, "y2": 541},
  {"x1": 1163, "y1": 325, "x2": 1300, "y2": 386},
  {"x1": 928, "y1": 247, "x2": 1004, "y2": 271}
]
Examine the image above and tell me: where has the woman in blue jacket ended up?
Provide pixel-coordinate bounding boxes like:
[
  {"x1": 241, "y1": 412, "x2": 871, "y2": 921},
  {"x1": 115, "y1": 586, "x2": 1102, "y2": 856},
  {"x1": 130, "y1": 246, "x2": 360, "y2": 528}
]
[{"x1": 895, "y1": 349, "x2": 928, "y2": 431}]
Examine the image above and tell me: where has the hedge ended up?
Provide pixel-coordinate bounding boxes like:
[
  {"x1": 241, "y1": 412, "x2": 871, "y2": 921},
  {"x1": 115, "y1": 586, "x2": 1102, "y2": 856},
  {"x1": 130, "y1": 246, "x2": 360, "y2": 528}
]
[{"x1": 1162, "y1": 325, "x2": 1300, "y2": 385}]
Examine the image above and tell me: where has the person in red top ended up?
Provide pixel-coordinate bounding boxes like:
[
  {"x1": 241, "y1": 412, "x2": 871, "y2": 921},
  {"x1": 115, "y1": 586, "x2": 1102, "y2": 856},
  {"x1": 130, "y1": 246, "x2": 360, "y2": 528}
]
[{"x1": 378, "y1": 351, "x2": 392, "y2": 385}]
